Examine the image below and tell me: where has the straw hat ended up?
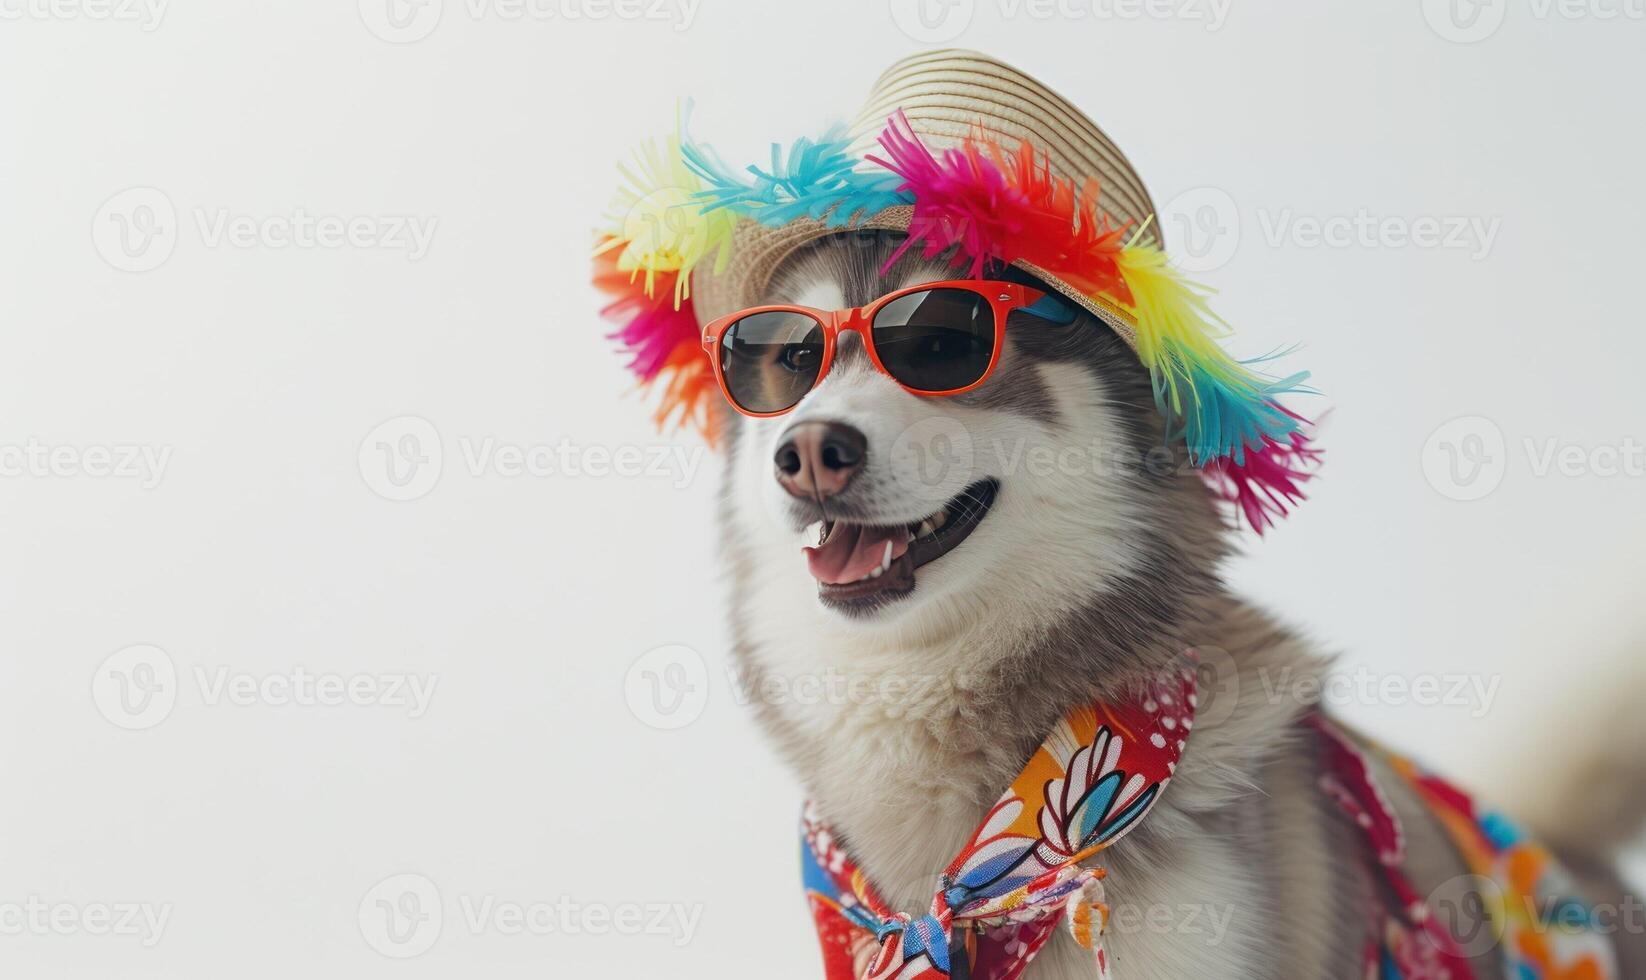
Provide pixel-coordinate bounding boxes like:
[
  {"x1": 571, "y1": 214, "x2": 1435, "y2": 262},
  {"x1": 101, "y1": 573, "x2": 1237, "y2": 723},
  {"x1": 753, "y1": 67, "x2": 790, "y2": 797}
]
[
  {"x1": 594, "y1": 47, "x2": 1320, "y2": 532},
  {"x1": 689, "y1": 48, "x2": 1162, "y2": 345}
]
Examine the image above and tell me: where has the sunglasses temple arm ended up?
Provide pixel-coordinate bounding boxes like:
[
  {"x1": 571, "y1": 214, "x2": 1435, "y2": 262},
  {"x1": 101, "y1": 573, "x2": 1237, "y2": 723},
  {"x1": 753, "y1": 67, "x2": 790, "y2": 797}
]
[{"x1": 1018, "y1": 292, "x2": 1080, "y2": 325}]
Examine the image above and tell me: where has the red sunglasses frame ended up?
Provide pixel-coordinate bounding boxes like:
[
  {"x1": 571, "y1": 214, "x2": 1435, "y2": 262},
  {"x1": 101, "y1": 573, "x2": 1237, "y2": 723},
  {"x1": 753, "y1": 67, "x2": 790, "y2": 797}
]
[{"x1": 700, "y1": 279, "x2": 1047, "y2": 418}]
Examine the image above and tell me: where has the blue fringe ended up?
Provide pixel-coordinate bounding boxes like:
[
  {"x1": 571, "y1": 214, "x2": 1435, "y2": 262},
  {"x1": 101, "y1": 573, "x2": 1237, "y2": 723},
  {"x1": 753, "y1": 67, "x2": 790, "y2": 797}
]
[
  {"x1": 682, "y1": 124, "x2": 913, "y2": 228},
  {"x1": 1157, "y1": 358, "x2": 1311, "y2": 465}
]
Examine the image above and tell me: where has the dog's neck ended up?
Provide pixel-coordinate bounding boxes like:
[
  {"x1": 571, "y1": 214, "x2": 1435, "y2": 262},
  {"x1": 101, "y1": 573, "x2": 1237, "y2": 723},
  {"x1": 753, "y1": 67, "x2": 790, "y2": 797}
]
[{"x1": 728, "y1": 572, "x2": 1327, "y2": 915}]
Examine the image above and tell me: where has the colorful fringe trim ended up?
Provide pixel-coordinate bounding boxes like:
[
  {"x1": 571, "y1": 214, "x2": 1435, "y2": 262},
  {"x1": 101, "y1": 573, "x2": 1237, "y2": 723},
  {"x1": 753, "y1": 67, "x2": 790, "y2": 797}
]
[
  {"x1": 594, "y1": 110, "x2": 1322, "y2": 531},
  {"x1": 592, "y1": 115, "x2": 737, "y2": 443}
]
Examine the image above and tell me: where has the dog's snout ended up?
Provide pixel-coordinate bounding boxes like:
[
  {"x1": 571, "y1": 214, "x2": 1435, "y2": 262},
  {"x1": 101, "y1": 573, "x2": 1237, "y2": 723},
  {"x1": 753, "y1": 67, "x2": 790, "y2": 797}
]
[{"x1": 774, "y1": 421, "x2": 866, "y2": 501}]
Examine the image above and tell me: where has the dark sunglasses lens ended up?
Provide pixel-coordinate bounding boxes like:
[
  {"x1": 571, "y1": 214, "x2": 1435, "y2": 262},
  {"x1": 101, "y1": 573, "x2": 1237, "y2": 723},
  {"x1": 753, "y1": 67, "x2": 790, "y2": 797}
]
[
  {"x1": 719, "y1": 311, "x2": 826, "y2": 414},
  {"x1": 870, "y1": 288, "x2": 996, "y2": 392}
]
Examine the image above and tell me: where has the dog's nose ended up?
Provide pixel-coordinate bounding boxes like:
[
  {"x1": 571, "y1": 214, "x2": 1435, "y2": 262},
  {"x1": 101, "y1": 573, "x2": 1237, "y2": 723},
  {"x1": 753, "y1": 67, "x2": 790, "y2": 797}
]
[{"x1": 774, "y1": 421, "x2": 866, "y2": 501}]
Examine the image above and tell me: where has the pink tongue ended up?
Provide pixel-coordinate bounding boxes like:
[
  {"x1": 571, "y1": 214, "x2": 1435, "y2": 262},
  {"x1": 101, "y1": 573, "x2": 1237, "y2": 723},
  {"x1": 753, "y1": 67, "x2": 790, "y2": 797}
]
[{"x1": 804, "y1": 523, "x2": 910, "y2": 585}]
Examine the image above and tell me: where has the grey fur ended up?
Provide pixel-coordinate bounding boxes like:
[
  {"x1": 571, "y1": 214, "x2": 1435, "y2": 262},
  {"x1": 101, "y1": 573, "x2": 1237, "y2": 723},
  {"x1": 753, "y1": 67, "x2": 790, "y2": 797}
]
[{"x1": 711, "y1": 233, "x2": 1645, "y2": 978}]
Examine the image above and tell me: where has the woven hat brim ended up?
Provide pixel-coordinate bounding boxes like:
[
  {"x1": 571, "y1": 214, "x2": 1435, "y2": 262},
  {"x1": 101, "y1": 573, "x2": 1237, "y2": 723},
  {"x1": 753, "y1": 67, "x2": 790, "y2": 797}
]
[
  {"x1": 690, "y1": 206, "x2": 1140, "y2": 349},
  {"x1": 689, "y1": 49, "x2": 1152, "y2": 348},
  {"x1": 848, "y1": 50, "x2": 1161, "y2": 246}
]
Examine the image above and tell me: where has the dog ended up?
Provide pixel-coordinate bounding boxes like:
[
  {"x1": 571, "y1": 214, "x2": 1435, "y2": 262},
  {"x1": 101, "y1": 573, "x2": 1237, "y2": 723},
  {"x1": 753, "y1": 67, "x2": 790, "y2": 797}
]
[{"x1": 711, "y1": 230, "x2": 1646, "y2": 978}]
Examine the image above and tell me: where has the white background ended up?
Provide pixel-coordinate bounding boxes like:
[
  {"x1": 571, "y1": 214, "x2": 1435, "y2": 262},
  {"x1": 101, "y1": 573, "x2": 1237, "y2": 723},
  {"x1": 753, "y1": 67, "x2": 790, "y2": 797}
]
[{"x1": 3, "y1": 0, "x2": 1644, "y2": 976}]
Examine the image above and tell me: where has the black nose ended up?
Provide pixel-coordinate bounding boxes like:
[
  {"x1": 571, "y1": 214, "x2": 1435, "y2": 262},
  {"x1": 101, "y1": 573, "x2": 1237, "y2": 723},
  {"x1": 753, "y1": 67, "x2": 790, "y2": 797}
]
[{"x1": 774, "y1": 421, "x2": 867, "y2": 501}]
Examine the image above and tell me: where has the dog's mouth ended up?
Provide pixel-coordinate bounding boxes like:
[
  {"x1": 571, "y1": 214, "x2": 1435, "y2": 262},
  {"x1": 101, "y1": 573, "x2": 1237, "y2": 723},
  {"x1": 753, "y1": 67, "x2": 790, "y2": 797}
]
[{"x1": 801, "y1": 479, "x2": 999, "y2": 611}]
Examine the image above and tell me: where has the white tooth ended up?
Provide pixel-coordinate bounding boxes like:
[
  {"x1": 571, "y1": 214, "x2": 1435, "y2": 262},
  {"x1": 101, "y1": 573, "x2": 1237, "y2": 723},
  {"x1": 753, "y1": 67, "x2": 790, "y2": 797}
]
[
  {"x1": 868, "y1": 566, "x2": 882, "y2": 579},
  {"x1": 880, "y1": 541, "x2": 893, "y2": 572},
  {"x1": 805, "y1": 521, "x2": 824, "y2": 545}
]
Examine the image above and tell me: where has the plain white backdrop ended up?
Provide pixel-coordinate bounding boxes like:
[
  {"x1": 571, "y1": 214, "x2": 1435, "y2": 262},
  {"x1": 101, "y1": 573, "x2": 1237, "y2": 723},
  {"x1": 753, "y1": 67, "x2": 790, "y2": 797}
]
[{"x1": 3, "y1": 0, "x2": 1644, "y2": 976}]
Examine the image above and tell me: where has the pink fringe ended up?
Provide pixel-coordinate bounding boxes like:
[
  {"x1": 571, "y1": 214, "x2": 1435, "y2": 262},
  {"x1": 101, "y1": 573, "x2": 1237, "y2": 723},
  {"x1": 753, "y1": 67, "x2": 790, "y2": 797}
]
[
  {"x1": 1201, "y1": 429, "x2": 1322, "y2": 534},
  {"x1": 593, "y1": 241, "x2": 721, "y2": 442},
  {"x1": 603, "y1": 289, "x2": 698, "y2": 382},
  {"x1": 867, "y1": 111, "x2": 1131, "y2": 302},
  {"x1": 869, "y1": 111, "x2": 1010, "y2": 276}
]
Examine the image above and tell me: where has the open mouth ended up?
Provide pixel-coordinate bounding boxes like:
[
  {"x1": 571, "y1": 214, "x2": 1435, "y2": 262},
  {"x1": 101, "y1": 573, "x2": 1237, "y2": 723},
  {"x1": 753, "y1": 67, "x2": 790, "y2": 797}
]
[{"x1": 802, "y1": 479, "x2": 999, "y2": 612}]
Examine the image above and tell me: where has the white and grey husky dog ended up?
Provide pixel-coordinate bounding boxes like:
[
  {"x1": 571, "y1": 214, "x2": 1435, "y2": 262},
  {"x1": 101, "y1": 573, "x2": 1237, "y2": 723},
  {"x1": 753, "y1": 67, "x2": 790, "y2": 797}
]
[{"x1": 713, "y1": 231, "x2": 1646, "y2": 978}]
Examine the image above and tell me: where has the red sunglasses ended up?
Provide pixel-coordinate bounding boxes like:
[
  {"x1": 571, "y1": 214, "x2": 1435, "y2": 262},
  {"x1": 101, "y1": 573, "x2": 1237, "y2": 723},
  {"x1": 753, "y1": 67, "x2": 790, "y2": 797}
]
[{"x1": 700, "y1": 279, "x2": 1069, "y2": 418}]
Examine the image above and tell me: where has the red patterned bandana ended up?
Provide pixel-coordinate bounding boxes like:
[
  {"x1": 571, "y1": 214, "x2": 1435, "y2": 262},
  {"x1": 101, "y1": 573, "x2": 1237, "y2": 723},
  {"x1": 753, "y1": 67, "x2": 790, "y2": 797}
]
[
  {"x1": 799, "y1": 673, "x2": 1619, "y2": 980},
  {"x1": 1311, "y1": 716, "x2": 1619, "y2": 980},
  {"x1": 800, "y1": 661, "x2": 1199, "y2": 980}
]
